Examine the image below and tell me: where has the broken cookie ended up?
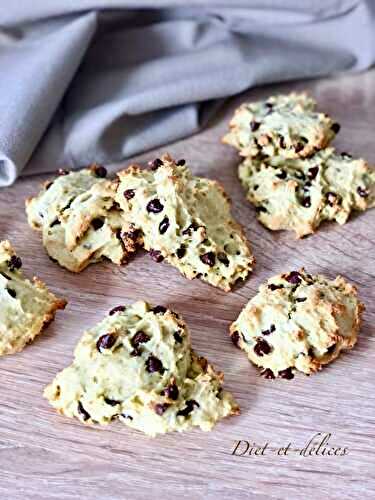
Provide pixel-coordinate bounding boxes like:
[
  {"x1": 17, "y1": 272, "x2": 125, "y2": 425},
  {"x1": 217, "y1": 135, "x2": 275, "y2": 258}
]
[{"x1": 44, "y1": 301, "x2": 239, "y2": 436}]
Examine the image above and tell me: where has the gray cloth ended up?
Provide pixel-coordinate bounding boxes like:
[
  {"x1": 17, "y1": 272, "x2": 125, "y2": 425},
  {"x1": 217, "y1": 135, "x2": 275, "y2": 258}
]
[{"x1": 1, "y1": 0, "x2": 375, "y2": 186}]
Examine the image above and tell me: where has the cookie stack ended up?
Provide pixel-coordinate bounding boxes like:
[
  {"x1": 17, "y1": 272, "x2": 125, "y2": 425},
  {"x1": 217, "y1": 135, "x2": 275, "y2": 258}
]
[{"x1": 223, "y1": 92, "x2": 375, "y2": 237}]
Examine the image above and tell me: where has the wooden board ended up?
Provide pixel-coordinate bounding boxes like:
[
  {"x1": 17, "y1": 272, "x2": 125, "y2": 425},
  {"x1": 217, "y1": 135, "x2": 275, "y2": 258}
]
[{"x1": 0, "y1": 70, "x2": 374, "y2": 500}]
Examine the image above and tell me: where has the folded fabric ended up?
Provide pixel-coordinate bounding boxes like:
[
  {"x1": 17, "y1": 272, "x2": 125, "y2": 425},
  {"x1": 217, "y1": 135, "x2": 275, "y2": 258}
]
[{"x1": 0, "y1": 1, "x2": 374, "y2": 186}]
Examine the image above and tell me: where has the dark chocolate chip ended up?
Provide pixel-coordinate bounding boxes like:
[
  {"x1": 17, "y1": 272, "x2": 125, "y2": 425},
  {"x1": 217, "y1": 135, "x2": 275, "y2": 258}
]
[
  {"x1": 285, "y1": 271, "x2": 301, "y2": 284},
  {"x1": 254, "y1": 338, "x2": 272, "y2": 356},
  {"x1": 325, "y1": 191, "x2": 338, "y2": 206},
  {"x1": 341, "y1": 152, "x2": 352, "y2": 158},
  {"x1": 265, "y1": 102, "x2": 273, "y2": 113},
  {"x1": 230, "y1": 331, "x2": 241, "y2": 347},
  {"x1": 279, "y1": 135, "x2": 286, "y2": 149},
  {"x1": 130, "y1": 348, "x2": 142, "y2": 357},
  {"x1": 77, "y1": 401, "x2": 90, "y2": 421},
  {"x1": 104, "y1": 398, "x2": 121, "y2": 406},
  {"x1": 301, "y1": 196, "x2": 311, "y2": 208},
  {"x1": 131, "y1": 331, "x2": 150, "y2": 348},
  {"x1": 250, "y1": 120, "x2": 260, "y2": 132},
  {"x1": 7, "y1": 288, "x2": 16, "y2": 298},
  {"x1": 177, "y1": 400, "x2": 200, "y2": 417},
  {"x1": 8, "y1": 255, "x2": 22, "y2": 271},
  {"x1": 50, "y1": 219, "x2": 60, "y2": 228},
  {"x1": 124, "y1": 189, "x2": 135, "y2": 200},
  {"x1": 93, "y1": 165, "x2": 107, "y2": 178},
  {"x1": 149, "y1": 158, "x2": 163, "y2": 170},
  {"x1": 357, "y1": 186, "x2": 369, "y2": 198},
  {"x1": 45, "y1": 181, "x2": 53, "y2": 190},
  {"x1": 154, "y1": 403, "x2": 170, "y2": 415},
  {"x1": 149, "y1": 249, "x2": 164, "y2": 263},
  {"x1": 217, "y1": 252, "x2": 229, "y2": 267},
  {"x1": 146, "y1": 198, "x2": 164, "y2": 213},
  {"x1": 176, "y1": 246, "x2": 186, "y2": 259},
  {"x1": 261, "y1": 368, "x2": 275, "y2": 379},
  {"x1": 294, "y1": 142, "x2": 305, "y2": 153},
  {"x1": 159, "y1": 217, "x2": 170, "y2": 234},
  {"x1": 182, "y1": 222, "x2": 199, "y2": 235},
  {"x1": 121, "y1": 414, "x2": 133, "y2": 420},
  {"x1": 122, "y1": 228, "x2": 141, "y2": 241},
  {"x1": 262, "y1": 324, "x2": 276, "y2": 336},
  {"x1": 268, "y1": 283, "x2": 284, "y2": 291},
  {"x1": 174, "y1": 332, "x2": 183, "y2": 343},
  {"x1": 176, "y1": 159, "x2": 186, "y2": 166},
  {"x1": 276, "y1": 169, "x2": 287, "y2": 180},
  {"x1": 200, "y1": 251, "x2": 215, "y2": 267},
  {"x1": 307, "y1": 166, "x2": 319, "y2": 180},
  {"x1": 109, "y1": 305, "x2": 126, "y2": 316},
  {"x1": 278, "y1": 367, "x2": 295, "y2": 380},
  {"x1": 153, "y1": 305, "x2": 167, "y2": 314},
  {"x1": 91, "y1": 218, "x2": 104, "y2": 230},
  {"x1": 255, "y1": 206, "x2": 267, "y2": 213},
  {"x1": 296, "y1": 297, "x2": 307, "y2": 303},
  {"x1": 145, "y1": 355, "x2": 165, "y2": 374},
  {"x1": 326, "y1": 343, "x2": 336, "y2": 354},
  {"x1": 331, "y1": 123, "x2": 341, "y2": 134},
  {"x1": 96, "y1": 333, "x2": 116, "y2": 353},
  {"x1": 164, "y1": 383, "x2": 179, "y2": 400}
]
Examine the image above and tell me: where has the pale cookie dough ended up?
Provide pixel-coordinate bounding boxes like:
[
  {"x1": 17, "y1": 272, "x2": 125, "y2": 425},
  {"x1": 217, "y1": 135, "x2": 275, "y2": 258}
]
[
  {"x1": 230, "y1": 269, "x2": 364, "y2": 379},
  {"x1": 26, "y1": 166, "x2": 133, "y2": 272},
  {"x1": 0, "y1": 241, "x2": 66, "y2": 356},
  {"x1": 44, "y1": 301, "x2": 239, "y2": 436},
  {"x1": 115, "y1": 154, "x2": 254, "y2": 291},
  {"x1": 223, "y1": 92, "x2": 337, "y2": 159},
  {"x1": 238, "y1": 148, "x2": 375, "y2": 238}
]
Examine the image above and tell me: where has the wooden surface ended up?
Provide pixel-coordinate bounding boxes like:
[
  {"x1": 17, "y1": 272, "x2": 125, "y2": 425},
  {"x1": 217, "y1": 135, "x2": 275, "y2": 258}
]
[{"x1": 0, "y1": 70, "x2": 374, "y2": 500}]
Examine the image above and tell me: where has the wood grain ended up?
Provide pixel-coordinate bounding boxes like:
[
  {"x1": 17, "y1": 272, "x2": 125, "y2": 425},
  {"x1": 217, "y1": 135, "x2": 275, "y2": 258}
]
[{"x1": 0, "y1": 70, "x2": 374, "y2": 500}]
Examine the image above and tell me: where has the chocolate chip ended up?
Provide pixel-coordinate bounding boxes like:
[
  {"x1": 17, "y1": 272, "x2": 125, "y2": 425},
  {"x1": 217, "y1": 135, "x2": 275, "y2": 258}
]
[
  {"x1": 45, "y1": 181, "x2": 53, "y2": 190},
  {"x1": 278, "y1": 367, "x2": 294, "y2": 380},
  {"x1": 250, "y1": 120, "x2": 260, "y2": 132},
  {"x1": 145, "y1": 355, "x2": 165, "y2": 374},
  {"x1": 182, "y1": 222, "x2": 199, "y2": 235},
  {"x1": 149, "y1": 158, "x2": 163, "y2": 170},
  {"x1": 50, "y1": 219, "x2": 60, "y2": 228},
  {"x1": 303, "y1": 181, "x2": 312, "y2": 191},
  {"x1": 265, "y1": 102, "x2": 273, "y2": 113},
  {"x1": 58, "y1": 169, "x2": 69, "y2": 176},
  {"x1": 149, "y1": 249, "x2": 164, "y2": 263},
  {"x1": 77, "y1": 401, "x2": 90, "y2": 421},
  {"x1": 230, "y1": 331, "x2": 241, "y2": 347},
  {"x1": 109, "y1": 305, "x2": 126, "y2": 316},
  {"x1": 255, "y1": 206, "x2": 267, "y2": 213},
  {"x1": 146, "y1": 198, "x2": 164, "y2": 213},
  {"x1": 154, "y1": 403, "x2": 170, "y2": 415},
  {"x1": 164, "y1": 383, "x2": 179, "y2": 400},
  {"x1": 326, "y1": 343, "x2": 336, "y2": 354},
  {"x1": 262, "y1": 324, "x2": 276, "y2": 336},
  {"x1": 296, "y1": 297, "x2": 307, "y2": 302},
  {"x1": 357, "y1": 186, "x2": 369, "y2": 198},
  {"x1": 200, "y1": 251, "x2": 215, "y2": 267},
  {"x1": 276, "y1": 169, "x2": 287, "y2": 179},
  {"x1": 268, "y1": 283, "x2": 284, "y2": 291},
  {"x1": 130, "y1": 348, "x2": 142, "y2": 357},
  {"x1": 341, "y1": 152, "x2": 352, "y2": 158},
  {"x1": 131, "y1": 331, "x2": 150, "y2": 348},
  {"x1": 254, "y1": 338, "x2": 272, "y2": 356},
  {"x1": 93, "y1": 165, "x2": 107, "y2": 178},
  {"x1": 176, "y1": 159, "x2": 186, "y2": 166},
  {"x1": 124, "y1": 189, "x2": 135, "y2": 200},
  {"x1": 307, "y1": 166, "x2": 319, "y2": 180},
  {"x1": 8, "y1": 255, "x2": 22, "y2": 271},
  {"x1": 159, "y1": 217, "x2": 170, "y2": 234},
  {"x1": 217, "y1": 252, "x2": 229, "y2": 267},
  {"x1": 153, "y1": 305, "x2": 167, "y2": 314},
  {"x1": 301, "y1": 196, "x2": 311, "y2": 208},
  {"x1": 104, "y1": 398, "x2": 121, "y2": 406},
  {"x1": 177, "y1": 400, "x2": 200, "y2": 417},
  {"x1": 174, "y1": 332, "x2": 183, "y2": 343},
  {"x1": 331, "y1": 123, "x2": 340, "y2": 134},
  {"x1": 7, "y1": 288, "x2": 16, "y2": 298},
  {"x1": 285, "y1": 271, "x2": 301, "y2": 284},
  {"x1": 122, "y1": 227, "x2": 141, "y2": 241},
  {"x1": 96, "y1": 333, "x2": 116, "y2": 353},
  {"x1": 261, "y1": 368, "x2": 275, "y2": 379},
  {"x1": 325, "y1": 191, "x2": 338, "y2": 206},
  {"x1": 91, "y1": 218, "x2": 104, "y2": 230},
  {"x1": 279, "y1": 136, "x2": 286, "y2": 149},
  {"x1": 176, "y1": 246, "x2": 186, "y2": 259},
  {"x1": 121, "y1": 414, "x2": 133, "y2": 420}
]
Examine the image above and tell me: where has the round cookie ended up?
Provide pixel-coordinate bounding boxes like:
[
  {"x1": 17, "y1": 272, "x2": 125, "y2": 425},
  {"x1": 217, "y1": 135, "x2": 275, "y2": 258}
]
[
  {"x1": 230, "y1": 269, "x2": 364, "y2": 379},
  {"x1": 45, "y1": 301, "x2": 239, "y2": 436}
]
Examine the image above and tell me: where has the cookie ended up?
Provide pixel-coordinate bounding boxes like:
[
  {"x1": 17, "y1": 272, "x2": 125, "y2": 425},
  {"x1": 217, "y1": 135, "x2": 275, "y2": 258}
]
[
  {"x1": 44, "y1": 301, "x2": 239, "y2": 436},
  {"x1": 230, "y1": 269, "x2": 364, "y2": 379},
  {"x1": 0, "y1": 240, "x2": 66, "y2": 356},
  {"x1": 238, "y1": 148, "x2": 375, "y2": 238},
  {"x1": 26, "y1": 166, "x2": 132, "y2": 272},
  {"x1": 115, "y1": 154, "x2": 254, "y2": 291},
  {"x1": 223, "y1": 92, "x2": 337, "y2": 159}
]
